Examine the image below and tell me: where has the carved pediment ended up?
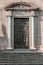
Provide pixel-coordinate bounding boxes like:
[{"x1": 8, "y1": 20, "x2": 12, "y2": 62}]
[{"x1": 5, "y1": 2, "x2": 39, "y2": 11}]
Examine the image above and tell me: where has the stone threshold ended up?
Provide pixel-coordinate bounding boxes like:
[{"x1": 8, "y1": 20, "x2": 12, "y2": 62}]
[{"x1": 0, "y1": 49, "x2": 43, "y2": 53}]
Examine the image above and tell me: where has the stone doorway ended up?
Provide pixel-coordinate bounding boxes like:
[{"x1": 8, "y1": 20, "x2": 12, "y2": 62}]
[{"x1": 14, "y1": 18, "x2": 29, "y2": 49}]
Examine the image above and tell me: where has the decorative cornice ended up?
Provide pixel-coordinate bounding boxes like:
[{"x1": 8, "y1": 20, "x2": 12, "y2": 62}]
[{"x1": 5, "y1": 2, "x2": 40, "y2": 11}]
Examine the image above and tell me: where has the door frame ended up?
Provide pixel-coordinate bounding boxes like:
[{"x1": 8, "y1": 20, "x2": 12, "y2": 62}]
[
  {"x1": 7, "y1": 10, "x2": 36, "y2": 50},
  {"x1": 11, "y1": 17, "x2": 29, "y2": 49}
]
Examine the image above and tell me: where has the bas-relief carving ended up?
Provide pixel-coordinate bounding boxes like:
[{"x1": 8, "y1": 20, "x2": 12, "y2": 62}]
[{"x1": 12, "y1": 11, "x2": 35, "y2": 17}]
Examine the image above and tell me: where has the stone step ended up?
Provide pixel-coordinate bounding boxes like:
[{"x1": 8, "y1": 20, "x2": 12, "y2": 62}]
[{"x1": 0, "y1": 50, "x2": 43, "y2": 65}]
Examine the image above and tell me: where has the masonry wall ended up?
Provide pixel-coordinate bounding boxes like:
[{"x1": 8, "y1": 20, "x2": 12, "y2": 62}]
[{"x1": 0, "y1": 0, "x2": 43, "y2": 50}]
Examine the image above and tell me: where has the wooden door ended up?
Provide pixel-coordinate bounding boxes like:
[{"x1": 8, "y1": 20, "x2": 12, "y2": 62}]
[{"x1": 14, "y1": 18, "x2": 29, "y2": 49}]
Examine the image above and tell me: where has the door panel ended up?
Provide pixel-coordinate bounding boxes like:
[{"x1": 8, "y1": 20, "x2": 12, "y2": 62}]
[{"x1": 14, "y1": 18, "x2": 29, "y2": 49}]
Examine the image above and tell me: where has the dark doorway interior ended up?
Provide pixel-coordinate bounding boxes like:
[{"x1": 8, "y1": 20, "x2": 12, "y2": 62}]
[{"x1": 14, "y1": 18, "x2": 29, "y2": 49}]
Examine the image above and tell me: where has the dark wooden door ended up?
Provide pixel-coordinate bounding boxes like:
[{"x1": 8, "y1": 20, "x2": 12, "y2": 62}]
[{"x1": 14, "y1": 18, "x2": 29, "y2": 49}]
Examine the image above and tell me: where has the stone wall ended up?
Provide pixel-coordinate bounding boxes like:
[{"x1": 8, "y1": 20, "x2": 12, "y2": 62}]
[{"x1": 0, "y1": 0, "x2": 43, "y2": 50}]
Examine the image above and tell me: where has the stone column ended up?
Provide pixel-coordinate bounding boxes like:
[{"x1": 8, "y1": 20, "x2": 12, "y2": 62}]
[
  {"x1": 39, "y1": 20, "x2": 43, "y2": 51},
  {"x1": 30, "y1": 16, "x2": 36, "y2": 49},
  {"x1": 7, "y1": 16, "x2": 13, "y2": 49}
]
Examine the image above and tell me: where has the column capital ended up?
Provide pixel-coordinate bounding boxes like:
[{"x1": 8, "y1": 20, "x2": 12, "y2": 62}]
[{"x1": 31, "y1": 10, "x2": 35, "y2": 16}]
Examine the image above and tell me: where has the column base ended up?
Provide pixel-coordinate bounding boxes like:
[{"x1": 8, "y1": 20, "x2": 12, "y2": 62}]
[
  {"x1": 30, "y1": 47, "x2": 36, "y2": 50},
  {"x1": 7, "y1": 47, "x2": 13, "y2": 49},
  {"x1": 39, "y1": 45, "x2": 43, "y2": 51}
]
